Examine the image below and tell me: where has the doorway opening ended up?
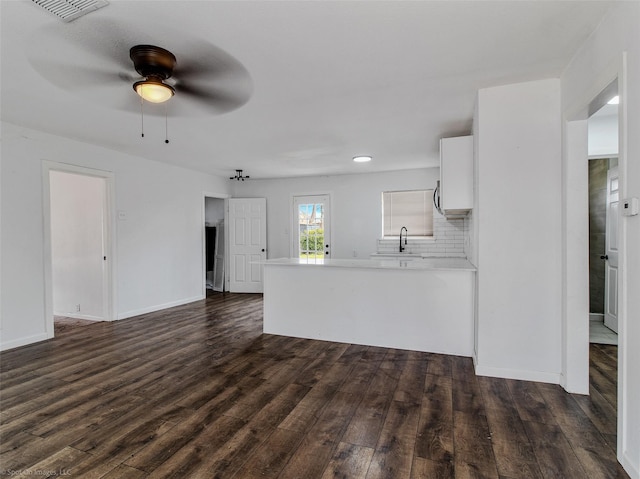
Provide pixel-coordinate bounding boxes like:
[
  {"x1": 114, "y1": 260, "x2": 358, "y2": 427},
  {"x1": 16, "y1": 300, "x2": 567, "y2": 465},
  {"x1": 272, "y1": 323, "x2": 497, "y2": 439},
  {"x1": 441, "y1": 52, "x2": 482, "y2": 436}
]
[
  {"x1": 587, "y1": 158, "x2": 619, "y2": 343},
  {"x1": 292, "y1": 194, "x2": 331, "y2": 263},
  {"x1": 43, "y1": 163, "x2": 115, "y2": 336},
  {"x1": 587, "y1": 92, "x2": 619, "y2": 344},
  {"x1": 204, "y1": 196, "x2": 226, "y2": 294},
  {"x1": 585, "y1": 79, "x2": 623, "y2": 461},
  {"x1": 565, "y1": 57, "x2": 630, "y2": 471}
]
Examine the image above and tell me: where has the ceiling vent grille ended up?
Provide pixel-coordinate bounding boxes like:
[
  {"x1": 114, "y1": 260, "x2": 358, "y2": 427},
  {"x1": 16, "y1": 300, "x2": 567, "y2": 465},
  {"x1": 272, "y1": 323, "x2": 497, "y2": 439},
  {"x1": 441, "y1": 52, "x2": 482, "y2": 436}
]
[{"x1": 31, "y1": 0, "x2": 108, "y2": 22}]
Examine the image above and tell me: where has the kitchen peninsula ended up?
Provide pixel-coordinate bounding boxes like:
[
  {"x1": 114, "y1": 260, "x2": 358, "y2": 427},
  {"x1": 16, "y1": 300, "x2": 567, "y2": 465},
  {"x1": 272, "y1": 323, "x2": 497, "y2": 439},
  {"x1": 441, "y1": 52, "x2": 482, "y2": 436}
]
[{"x1": 262, "y1": 257, "x2": 475, "y2": 356}]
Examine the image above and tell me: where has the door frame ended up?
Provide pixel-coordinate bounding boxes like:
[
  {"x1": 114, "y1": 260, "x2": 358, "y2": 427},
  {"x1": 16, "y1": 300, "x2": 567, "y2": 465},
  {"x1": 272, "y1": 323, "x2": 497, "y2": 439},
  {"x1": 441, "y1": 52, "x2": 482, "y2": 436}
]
[
  {"x1": 201, "y1": 192, "x2": 230, "y2": 298},
  {"x1": 290, "y1": 192, "x2": 333, "y2": 259},
  {"x1": 563, "y1": 53, "x2": 628, "y2": 468},
  {"x1": 42, "y1": 161, "x2": 116, "y2": 334}
]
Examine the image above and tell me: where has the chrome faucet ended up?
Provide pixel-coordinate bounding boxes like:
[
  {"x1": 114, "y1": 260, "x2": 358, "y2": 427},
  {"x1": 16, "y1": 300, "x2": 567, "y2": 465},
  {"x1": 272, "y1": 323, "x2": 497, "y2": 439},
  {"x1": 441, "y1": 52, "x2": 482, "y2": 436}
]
[{"x1": 399, "y1": 226, "x2": 408, "y2": 252}]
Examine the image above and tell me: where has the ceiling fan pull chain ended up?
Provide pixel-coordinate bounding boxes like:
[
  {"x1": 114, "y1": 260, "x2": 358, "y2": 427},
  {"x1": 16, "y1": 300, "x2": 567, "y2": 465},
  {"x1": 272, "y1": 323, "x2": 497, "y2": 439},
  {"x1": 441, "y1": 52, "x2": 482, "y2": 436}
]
[
  {"x1": 165, "y1": 104, "x2": 169, "y2": 144},
  {"x1": 140, "y1": 96, "x2": 145, "y2": 138}
]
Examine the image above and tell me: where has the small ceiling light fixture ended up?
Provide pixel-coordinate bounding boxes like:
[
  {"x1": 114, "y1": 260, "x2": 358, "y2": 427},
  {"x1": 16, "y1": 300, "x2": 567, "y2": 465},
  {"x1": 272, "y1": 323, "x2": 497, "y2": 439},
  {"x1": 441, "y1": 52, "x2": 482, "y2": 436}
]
[
  {"x1": 353, "y1": 155, "x2": 372, "y2": 163},
  {"x1": 230, "y1": 169, "x2": 250, "y2": 181},
  {"x1": 133, "y1": 77, "x2": 175, "y2": 103},
  {"x1": 608, "y1": 95, "x2": 619, "y2": 105}
]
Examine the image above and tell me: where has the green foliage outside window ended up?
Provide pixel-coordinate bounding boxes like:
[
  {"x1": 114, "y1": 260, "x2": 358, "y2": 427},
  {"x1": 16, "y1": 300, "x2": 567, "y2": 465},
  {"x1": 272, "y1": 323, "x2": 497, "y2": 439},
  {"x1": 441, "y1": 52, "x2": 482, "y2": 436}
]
[{"x1": 300, "y1": 229, "x2": 324, "y2": 254}]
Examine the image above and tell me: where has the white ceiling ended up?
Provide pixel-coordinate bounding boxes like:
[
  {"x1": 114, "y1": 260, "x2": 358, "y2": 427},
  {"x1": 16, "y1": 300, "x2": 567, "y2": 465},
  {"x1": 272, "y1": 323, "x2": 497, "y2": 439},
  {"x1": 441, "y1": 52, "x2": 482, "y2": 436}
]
[{"x1": 1, "y1": 0, "x2": 615, "y2": 179}]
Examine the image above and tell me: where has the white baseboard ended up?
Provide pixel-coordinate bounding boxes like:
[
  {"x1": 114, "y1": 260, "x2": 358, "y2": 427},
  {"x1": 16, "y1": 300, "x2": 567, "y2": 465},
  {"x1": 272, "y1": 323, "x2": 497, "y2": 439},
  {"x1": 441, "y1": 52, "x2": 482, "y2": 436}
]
[
  {"x1": 620, "y1": 452, "x2": 640, "y2": 479},
  {"x1": 1, "y1": 295, "x2": 206, "y2": 351},
  {"x1": 54, "y1": 312, "x2": 104, "y2": 321},
  {"x1": 558, "y1": 371, "x2": 590, "y2": 395},
  {"x1": 590, "y1": 313, "x2": 604, "y2": 322},
  {"x1": 474, "y1": 363, "x2": 561, "y2": 385},
  {"x1": 0, "y1": 332, "x2": 53, "y2": 351},
  {"x1": 118, "y1": 295, "x2": 205, "y2": 320}
]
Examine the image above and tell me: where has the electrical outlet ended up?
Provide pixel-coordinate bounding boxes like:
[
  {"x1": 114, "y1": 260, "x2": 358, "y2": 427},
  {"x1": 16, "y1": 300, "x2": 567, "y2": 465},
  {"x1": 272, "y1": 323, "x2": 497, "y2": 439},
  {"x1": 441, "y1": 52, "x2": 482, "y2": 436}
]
[
  {"x1": 352, "y1": 249, "x2": 358, "y2": 257},
  {"x1": 76, "y1": 304, "x2": 81, "y2": 312}
]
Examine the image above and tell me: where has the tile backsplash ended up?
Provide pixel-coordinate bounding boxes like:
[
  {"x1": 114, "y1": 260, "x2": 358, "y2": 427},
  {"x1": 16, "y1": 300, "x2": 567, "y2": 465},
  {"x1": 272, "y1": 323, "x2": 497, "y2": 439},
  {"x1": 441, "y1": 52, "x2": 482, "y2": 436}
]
[{"x1": 377, "y1": 216, "x2": 467, "y2": 257}]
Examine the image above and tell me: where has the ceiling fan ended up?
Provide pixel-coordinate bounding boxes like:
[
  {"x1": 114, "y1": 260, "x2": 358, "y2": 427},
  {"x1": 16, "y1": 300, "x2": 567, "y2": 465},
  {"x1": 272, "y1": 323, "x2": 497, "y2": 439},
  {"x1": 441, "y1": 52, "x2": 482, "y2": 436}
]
[
  {"x1": 27, "y1": 18, "x2": 253, "y2": 116},
  {"x1": 129, "y1": 45, "x2": 177, "y2": 103},
  {"x1": 126, "y1": 43, "x2": 252, "y2": 113}
]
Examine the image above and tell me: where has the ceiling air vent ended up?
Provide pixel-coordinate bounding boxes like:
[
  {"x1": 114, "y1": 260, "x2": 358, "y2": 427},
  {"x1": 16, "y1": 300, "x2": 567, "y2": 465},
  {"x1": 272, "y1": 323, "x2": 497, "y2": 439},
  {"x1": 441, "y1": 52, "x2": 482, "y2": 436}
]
[{"x1": 31, "y1": 0, "x2": 108, "y2": 22}]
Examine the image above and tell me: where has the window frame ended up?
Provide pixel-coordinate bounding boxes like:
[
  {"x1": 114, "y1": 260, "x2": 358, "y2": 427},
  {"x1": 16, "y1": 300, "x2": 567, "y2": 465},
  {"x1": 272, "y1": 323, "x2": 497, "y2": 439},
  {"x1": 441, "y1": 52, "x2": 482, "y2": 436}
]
[{"x1": 382, "y1": 189, "x2": 434, "y2": 238}]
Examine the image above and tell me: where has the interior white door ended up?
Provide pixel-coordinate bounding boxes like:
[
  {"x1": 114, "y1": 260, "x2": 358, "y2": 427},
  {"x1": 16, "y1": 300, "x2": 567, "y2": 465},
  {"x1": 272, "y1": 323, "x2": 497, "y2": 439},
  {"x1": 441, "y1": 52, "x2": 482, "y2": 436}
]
[
  {"x1": 604, "y1": 166, "x2": 619, "y2": 333},
  {"x1": 293, "y1": 195, "x2": 331, "y2": 263},
  {"x1": 228, "y1": 198, "x2": 267, "y2": 293}
]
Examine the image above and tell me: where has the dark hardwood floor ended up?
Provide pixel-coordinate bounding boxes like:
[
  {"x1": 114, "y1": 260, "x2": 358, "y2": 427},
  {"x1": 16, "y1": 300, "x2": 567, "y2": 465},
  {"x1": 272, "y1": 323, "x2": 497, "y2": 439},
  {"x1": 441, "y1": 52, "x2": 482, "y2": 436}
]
[{"x1": 0, "y1": 293, "x2": 628, "y2": 478}]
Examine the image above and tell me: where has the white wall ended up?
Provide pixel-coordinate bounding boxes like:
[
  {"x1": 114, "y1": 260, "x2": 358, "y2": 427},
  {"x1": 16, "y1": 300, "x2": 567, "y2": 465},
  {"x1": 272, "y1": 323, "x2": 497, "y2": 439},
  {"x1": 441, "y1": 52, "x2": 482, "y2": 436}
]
[
  {"x1": 205, "y1": 197, "x2": 225, "y2": 225},
  {"x1": 50, "y1": 171, "x2": 105, "y2": 319},
  {"x1": 474, "y1": 78, "x2": 563, "y2": 383},
  {"x1": 0, "y1": 122, "x2": 231, "y2": 350},
  {"x1": 232, "y1": 168, "x2": 439, "y2": 260},
  {"x1": 588, "y1": 113, "x2": 619, "y2": 157},
  {"x1": 561, "y1": 2, "x2": 640, "y2": 477}
]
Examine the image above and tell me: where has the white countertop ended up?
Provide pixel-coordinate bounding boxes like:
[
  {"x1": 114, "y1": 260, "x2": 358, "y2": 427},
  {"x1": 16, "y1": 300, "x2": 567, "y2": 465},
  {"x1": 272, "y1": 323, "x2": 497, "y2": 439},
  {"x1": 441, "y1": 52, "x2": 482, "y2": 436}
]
[{"x1": 261, "y1": 257, "x2": 476, "y2": 271}]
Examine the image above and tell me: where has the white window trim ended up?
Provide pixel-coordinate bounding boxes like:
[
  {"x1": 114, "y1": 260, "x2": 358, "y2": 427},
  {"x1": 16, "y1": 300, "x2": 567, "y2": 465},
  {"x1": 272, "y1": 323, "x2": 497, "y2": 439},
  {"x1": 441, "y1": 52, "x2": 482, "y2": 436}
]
[{"x1": 382, "y1": 189, "x2": 434, "y2": 238}]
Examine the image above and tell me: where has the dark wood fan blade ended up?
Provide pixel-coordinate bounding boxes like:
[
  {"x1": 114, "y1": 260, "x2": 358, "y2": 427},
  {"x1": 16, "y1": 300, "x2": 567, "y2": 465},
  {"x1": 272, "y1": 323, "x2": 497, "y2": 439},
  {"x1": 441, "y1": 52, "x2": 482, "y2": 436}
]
[
  {"x1": 171, "y1": 41, "x2": 253, "y2": 115},
  {"x1": 172, "y1": 41, "x2": 253, "y2": 95},
  {"x1": 172, "y1": 41, "x2": 247, "y2": 80},
  {"x1": 175, "y1": 82, "x2": 251, "y2": 114},
  {"x1": 31, "y1": 17, "x2": 137, "y2": 71},
  {"x1": 118, "y1": 72, "x2": 141, "y2": 83},
  {"x1": 32, "y1": 59, "x2": 130, "y2": 90}
]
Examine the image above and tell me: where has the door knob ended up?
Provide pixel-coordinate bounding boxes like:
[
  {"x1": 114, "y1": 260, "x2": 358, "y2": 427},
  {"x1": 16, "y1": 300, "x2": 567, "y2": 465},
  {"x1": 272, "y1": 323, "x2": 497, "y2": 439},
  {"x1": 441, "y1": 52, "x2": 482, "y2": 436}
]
[
  {"x1": 261, "y1": 249, "x2": 265, "y2": 252},
  {"x1": 600, "y1": 255, "x2": 608, "y2": 260}
]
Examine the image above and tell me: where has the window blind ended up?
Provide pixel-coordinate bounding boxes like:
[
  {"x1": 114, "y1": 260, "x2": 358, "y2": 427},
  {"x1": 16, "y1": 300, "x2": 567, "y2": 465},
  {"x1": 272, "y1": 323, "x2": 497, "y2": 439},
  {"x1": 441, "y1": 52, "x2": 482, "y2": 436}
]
[{"x1": 383, "y1": 190, "x2": 433, "y2": 237}]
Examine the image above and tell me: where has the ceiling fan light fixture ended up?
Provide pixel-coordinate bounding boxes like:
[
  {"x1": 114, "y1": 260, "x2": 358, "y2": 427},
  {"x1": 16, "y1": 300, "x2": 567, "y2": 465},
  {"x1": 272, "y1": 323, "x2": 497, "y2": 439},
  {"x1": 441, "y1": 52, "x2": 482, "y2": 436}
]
[{"x1": 133, "y1": 78, "x2": 175, "y2": 103}]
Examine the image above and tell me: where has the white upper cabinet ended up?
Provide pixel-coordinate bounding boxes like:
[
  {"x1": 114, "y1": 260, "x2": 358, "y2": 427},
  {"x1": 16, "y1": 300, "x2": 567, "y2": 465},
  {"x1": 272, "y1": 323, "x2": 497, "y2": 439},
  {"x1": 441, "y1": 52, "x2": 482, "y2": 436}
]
[{"x1": 439, "y1": 135, "x2": 473, "y2": 217}]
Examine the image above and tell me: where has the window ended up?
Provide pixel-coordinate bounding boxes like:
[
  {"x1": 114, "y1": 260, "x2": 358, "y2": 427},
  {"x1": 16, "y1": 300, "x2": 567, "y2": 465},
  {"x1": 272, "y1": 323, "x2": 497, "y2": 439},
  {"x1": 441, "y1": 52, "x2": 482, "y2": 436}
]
[{"x1": 382, "y1": 189, "x2": 433, "y2": 237}]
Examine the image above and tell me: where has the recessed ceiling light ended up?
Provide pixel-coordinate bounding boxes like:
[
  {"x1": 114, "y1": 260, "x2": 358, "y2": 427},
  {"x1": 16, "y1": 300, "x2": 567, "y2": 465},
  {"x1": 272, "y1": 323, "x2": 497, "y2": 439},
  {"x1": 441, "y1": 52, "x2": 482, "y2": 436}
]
[
  {"x1": 353, "y1": 156, "x2": 372, "y2": 163},
  {"x1": 608, "y1": 95, "x2": 619, "y2": 105}
]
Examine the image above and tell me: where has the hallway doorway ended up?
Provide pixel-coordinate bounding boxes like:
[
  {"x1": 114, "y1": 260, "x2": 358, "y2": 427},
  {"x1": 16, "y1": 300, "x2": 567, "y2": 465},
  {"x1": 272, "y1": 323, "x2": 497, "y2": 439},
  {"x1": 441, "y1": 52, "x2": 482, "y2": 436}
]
[
  {"x1": 50, "y1": 171, "x2": 107, "y2": 321},
  {"x1": 587, "y1": 90, "x2": 619, "y2": 343},
  {"x1": 44, "y1": 163, "x2": 115, "y2": 335},
  {"x1": 204, "y1": 196, "x2": 226, "y2": 293}
]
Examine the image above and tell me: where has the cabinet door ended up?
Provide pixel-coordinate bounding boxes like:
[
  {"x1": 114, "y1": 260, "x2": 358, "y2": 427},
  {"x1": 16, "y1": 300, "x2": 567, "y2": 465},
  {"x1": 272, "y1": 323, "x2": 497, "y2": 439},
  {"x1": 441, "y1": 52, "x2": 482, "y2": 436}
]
[{"x1": 440, "y1": 136, "x2": 473, "y2": 214}]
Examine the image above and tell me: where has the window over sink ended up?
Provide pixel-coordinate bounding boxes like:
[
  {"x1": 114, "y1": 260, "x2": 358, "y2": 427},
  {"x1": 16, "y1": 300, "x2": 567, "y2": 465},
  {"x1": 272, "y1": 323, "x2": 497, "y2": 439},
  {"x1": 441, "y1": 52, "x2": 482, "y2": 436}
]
[{"x1": 382, "y1": 189, "x2": 434, "y2": 238}]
